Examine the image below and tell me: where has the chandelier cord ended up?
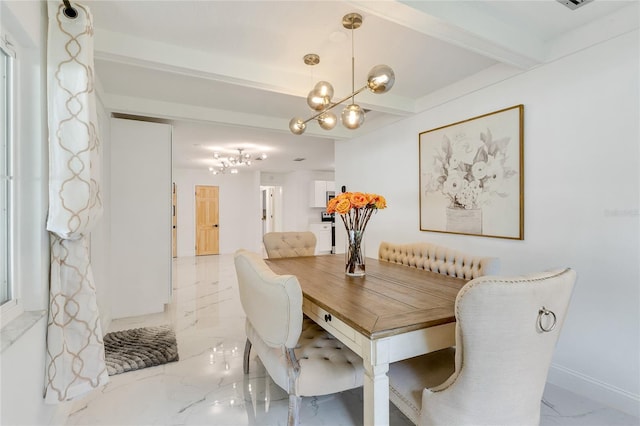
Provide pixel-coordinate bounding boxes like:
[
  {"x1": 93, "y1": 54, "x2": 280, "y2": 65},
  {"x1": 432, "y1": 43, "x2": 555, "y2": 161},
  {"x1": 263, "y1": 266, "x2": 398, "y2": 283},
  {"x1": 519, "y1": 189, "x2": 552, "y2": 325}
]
[{"x1": 351, "y1": 24, "x2": 355, "y2": 104}]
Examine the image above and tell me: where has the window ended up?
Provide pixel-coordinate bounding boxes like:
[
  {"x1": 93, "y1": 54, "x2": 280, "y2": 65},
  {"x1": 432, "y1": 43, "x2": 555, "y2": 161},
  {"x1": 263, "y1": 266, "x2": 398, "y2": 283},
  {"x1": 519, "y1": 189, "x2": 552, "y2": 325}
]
[{"x1": 1, "y1": 37, "x2": 14, "y2": 310}]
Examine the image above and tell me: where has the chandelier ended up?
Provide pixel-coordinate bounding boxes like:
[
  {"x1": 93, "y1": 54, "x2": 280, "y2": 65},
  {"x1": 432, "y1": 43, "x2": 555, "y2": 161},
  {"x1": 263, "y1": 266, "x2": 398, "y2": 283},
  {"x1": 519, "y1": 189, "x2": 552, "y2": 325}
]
[
  {"x1": 209, "y1": 148, "x2": 267, "y2": 175},
  {"x1": 289, "y1": 13, "x2": 395, "y2": 135}
]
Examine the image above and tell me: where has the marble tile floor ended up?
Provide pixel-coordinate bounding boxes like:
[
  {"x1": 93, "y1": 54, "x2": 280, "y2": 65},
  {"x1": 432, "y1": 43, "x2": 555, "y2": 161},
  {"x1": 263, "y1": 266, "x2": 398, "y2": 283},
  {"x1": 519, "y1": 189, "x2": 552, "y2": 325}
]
[{"x1": 65, "y1": 254, "x2": 639, "y2": 426}]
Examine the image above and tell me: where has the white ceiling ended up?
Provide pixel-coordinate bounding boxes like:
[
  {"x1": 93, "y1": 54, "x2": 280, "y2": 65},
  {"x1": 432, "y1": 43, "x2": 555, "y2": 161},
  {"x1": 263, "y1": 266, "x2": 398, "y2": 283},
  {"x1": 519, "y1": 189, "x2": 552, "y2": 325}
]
[{"x1": 86, "y1": 0, "x2": 638, "y2": 173}]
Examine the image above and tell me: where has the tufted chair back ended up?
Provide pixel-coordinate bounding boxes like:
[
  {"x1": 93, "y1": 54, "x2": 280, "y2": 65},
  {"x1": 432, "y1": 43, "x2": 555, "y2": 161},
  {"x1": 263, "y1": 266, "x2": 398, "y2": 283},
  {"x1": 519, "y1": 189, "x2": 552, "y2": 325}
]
[
  {"x1": 388, "y1": 268, "x2": 577, "y2": 425},
  {"x1": 378, "y1": 241, "x2": 499, "y2": 280},
  {"x1": 235, "y1": 249, "x2": 303, "y2": 349},
  {"x1": 234, "y1": 250, "x2": 364, "y2": 426},
  {"x1": 263, "y1": 232, "x2": 317, "y2": 258}
]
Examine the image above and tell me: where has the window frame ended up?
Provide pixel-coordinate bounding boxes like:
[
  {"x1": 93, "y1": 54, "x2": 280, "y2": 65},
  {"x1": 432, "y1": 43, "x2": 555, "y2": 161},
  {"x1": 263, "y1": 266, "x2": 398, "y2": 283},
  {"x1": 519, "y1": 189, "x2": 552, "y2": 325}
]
[{"x1": 0, "y1": 33, "x2": 20, "y2": 327}]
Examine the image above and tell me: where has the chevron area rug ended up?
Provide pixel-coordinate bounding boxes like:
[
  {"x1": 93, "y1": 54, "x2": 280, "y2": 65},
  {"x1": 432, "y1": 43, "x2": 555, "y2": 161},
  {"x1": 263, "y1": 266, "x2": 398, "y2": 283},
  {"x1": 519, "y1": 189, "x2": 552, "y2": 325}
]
[{"x1": 103, "y1": 325, "x2": 179, "y2": 376}]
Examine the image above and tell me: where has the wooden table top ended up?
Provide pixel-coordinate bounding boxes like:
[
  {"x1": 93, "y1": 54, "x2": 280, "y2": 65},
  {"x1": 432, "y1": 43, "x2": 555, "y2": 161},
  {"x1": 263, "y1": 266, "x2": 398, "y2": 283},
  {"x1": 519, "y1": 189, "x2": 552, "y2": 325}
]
[{"x1": 265, "y1": 255, "x2": 468, "y2": 340}]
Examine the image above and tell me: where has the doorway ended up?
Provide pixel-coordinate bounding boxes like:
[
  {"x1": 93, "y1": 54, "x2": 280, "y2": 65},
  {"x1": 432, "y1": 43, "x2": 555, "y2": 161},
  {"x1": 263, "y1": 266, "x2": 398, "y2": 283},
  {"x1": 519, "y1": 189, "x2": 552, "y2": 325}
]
[
  {"x1": 195, "y1": 185, "x2": 220, "y2": 255},
  {"x1": 260, "y1": 186, "x2": 283, "y2": 236}
]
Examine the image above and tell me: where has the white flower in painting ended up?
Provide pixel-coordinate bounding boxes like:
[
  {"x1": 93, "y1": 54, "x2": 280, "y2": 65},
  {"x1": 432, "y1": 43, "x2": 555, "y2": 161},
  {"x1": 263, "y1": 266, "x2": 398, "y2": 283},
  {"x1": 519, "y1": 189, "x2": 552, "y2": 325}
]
[
  {"x1": 443, "y1": 175, "x2": 467, "y2": 196},
  {"x1": 471, "y1": 161, "x2": 487, "y2": 179},
  {"x1": 428, "y1": 128, "x2": 515, "y2": 209}
]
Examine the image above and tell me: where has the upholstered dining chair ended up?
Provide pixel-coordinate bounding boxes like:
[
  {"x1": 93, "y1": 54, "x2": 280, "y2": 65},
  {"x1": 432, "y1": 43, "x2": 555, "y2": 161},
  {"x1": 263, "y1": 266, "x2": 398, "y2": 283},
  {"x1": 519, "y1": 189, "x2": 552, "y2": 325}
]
[
  {"x1": 388, "y1": 268, "x2": 577, "y2": 426},
  {"x1": 263, "y1": 231, "x2": 317, "y2": 258},
  {"x1": 234, "y1": 249, "x2": 364, "y2": 426}
]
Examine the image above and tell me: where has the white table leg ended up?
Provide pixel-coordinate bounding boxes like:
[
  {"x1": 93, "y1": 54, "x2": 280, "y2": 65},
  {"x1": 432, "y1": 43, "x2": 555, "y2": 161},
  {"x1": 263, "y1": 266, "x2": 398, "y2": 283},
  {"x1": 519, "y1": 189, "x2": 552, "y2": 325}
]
[{"x1": 363, "y1": 361, "x2": 389, "y2": 426}]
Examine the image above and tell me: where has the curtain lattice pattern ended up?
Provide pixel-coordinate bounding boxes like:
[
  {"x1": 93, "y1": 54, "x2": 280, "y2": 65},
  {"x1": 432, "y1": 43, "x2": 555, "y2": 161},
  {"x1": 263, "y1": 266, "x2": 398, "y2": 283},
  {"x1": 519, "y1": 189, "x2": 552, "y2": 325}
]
[{"x1": 44, "y1": 1, "x2": 108, "y2": 403}]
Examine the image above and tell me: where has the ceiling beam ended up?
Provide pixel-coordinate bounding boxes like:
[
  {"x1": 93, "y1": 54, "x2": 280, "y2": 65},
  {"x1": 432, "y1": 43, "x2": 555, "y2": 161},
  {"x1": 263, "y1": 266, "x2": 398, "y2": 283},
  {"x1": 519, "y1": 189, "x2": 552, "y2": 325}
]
[
  {"x1": 101, "y1": 93, "x2": 361, "y2": 140},
  {"x1": 347, "y1": 0, "x2": 546, "y2": 69}
]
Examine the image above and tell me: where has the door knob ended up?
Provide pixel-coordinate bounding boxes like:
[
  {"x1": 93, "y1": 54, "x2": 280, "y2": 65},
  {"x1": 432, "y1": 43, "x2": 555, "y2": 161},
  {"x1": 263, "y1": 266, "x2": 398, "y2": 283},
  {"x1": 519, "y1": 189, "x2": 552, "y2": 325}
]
[{"x1": 213, "y1": 224, "x2": 219, "y2": 228}]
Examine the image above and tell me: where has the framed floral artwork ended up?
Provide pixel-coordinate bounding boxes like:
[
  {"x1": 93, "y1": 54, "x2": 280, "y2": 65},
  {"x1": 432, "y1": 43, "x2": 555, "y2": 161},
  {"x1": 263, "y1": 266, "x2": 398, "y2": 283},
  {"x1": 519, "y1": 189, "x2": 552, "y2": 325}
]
[{"x1": 419, "y1": 105, "x2": 524, "y2": 239}]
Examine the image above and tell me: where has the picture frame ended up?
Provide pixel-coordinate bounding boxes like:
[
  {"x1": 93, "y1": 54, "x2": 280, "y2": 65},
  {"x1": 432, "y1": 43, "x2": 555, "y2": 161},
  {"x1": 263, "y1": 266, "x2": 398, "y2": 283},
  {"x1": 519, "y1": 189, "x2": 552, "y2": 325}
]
[{"x1": 419, "y1": 105, "x2": 524, "y2": 239}]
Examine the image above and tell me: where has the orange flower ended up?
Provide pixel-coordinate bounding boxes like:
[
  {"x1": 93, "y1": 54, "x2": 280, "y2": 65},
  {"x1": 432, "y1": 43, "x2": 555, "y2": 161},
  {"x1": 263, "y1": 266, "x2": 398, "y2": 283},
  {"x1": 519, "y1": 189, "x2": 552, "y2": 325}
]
[
  {"x1": 365, "y1": 193, "x2": 375, "y2": 204},
  {"x1": 328, "y1": 191, "x2": 386, "y2": 223},
  {"x1": 335, "y1": 197, "x2": 352, "y2": 214},
  {"x1": 326, "y1": 197, "x2": 339, "y2": 214},
  {"x1": 371, "y1": 194, "x2": 387, "y2": 209},
  {"x1": 350, "y1": 192, "x2": 369, "y2": 208}
]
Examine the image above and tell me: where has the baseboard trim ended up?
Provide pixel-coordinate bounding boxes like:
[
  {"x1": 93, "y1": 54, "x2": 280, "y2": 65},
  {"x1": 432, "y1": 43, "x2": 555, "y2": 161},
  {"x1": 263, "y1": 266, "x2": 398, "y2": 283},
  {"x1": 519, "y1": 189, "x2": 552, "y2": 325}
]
[{"x1": 547, "y1": 363, "x2": 640, "y2": 418}]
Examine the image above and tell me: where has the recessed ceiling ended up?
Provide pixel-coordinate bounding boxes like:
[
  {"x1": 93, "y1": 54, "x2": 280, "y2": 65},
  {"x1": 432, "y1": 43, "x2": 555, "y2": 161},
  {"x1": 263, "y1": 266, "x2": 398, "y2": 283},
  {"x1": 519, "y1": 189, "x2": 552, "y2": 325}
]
[{"x1": 86, "y1": 0, "x2": 637, "y2": 173}]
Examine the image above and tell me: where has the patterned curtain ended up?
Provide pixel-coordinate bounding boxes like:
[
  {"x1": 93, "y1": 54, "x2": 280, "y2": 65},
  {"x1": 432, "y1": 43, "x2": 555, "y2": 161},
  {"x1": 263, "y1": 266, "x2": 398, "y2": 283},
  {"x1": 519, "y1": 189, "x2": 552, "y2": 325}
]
[{"x1": 44, "y1": 1, "x2": 108, "y2": 403}]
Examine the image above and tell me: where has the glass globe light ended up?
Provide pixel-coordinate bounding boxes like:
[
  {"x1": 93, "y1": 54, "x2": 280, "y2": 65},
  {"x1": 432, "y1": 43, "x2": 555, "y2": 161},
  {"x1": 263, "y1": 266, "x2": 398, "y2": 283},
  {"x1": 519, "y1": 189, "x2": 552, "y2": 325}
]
[
  {"x1": 341, "y1": 104, "x2": 365, "y2": 129},
  {"x1": 306, "y1": 89, "x2": 327, "y2": 111},
  {"x1": 317, "y1": 111, "x2": 337, "y2": 130},
  {"x1": 367, "y1": 64, "x2": 395, "y2": 94},
  {"x1": 289, "y1": 117, "x2": 306, "y2": 135},
  {"x1": 307, "y1": 81, "x2": 334, "y2": 111},
  {"x1": 313, "y1": 81, "x2": 334, "y2": 99}
]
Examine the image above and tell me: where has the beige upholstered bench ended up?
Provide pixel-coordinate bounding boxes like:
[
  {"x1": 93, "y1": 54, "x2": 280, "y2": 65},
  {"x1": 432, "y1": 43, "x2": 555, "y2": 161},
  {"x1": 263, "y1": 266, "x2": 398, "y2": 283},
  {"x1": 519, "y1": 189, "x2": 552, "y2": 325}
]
[
  {"x1": 378, "y1": 241, "x2": 499, "y2": 280},
  {"x1": 263, "y1": 231, "x2": 317, "y2": 258}
]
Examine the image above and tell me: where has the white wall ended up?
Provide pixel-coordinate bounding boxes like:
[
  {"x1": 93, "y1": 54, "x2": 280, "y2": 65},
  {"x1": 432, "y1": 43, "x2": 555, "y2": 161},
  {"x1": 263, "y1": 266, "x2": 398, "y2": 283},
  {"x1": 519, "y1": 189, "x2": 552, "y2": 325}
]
[{"x1": 336, "y1": 31, "x2": 639, "y2": 415}]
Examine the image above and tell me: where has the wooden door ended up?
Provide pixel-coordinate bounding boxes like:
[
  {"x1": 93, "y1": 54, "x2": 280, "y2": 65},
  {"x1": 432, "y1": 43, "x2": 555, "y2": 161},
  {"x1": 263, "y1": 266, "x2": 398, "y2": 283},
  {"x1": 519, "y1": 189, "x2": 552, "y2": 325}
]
[
  {"x1": 172, "y1": 182, "x2": 177, "y2": 258},
  {"x1": 195, "y1": 185, "x2": 219, "y2": 255}
]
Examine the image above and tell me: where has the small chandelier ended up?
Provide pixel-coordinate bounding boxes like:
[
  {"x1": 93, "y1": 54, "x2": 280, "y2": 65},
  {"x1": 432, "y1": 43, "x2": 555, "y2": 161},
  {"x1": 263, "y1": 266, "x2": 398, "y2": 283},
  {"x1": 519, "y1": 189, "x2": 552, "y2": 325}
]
[
  {"x1": 209, "y1": 162, "x2": 238, "y2": 175},
  {"x1": 209, "y1": 148, "x2": 267, "y2": 175},
  {"x1": 289, "y1": 13, "x2": 395, "y2": 135}
]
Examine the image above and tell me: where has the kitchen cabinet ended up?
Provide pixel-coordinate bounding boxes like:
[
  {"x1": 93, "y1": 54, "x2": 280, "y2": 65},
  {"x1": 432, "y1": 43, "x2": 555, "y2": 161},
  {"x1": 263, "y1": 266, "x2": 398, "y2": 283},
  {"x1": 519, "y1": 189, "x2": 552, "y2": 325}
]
[
  {"x1": 309, "y1": 180, "x2": 336, "y2": 208},
  {"x1": 309, "y1": 223, "x2": 332, "y2": 254}
]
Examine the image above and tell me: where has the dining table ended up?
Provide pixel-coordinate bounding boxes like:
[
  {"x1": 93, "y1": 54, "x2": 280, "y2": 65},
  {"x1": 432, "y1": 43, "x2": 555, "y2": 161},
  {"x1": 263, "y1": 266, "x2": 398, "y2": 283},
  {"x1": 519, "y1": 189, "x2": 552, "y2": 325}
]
[{"x1": 264, "y1": 254, "x2": 468, "y2": 426}]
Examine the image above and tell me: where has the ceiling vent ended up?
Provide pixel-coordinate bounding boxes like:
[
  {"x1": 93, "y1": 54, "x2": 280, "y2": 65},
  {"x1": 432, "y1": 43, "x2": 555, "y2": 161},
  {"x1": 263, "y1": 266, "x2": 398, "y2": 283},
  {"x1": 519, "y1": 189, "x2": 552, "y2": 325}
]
[{"x1": 557, "y1": 0, "x2": 594, "y2": 10}]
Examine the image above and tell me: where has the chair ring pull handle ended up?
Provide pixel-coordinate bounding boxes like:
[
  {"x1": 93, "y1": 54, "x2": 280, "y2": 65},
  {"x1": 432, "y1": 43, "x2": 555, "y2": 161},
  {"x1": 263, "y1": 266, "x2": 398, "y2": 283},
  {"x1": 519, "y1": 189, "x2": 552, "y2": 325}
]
[{"x1": 538, "y1": 306, "x2": 557, "y2": 332}]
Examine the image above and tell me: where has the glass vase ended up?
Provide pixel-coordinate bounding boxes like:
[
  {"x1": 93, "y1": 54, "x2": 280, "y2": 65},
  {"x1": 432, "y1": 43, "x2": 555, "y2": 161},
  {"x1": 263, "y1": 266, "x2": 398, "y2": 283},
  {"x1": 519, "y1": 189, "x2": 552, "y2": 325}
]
[{"x1": 345, "y1": 230, "x2": 365, "y2": 277}]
